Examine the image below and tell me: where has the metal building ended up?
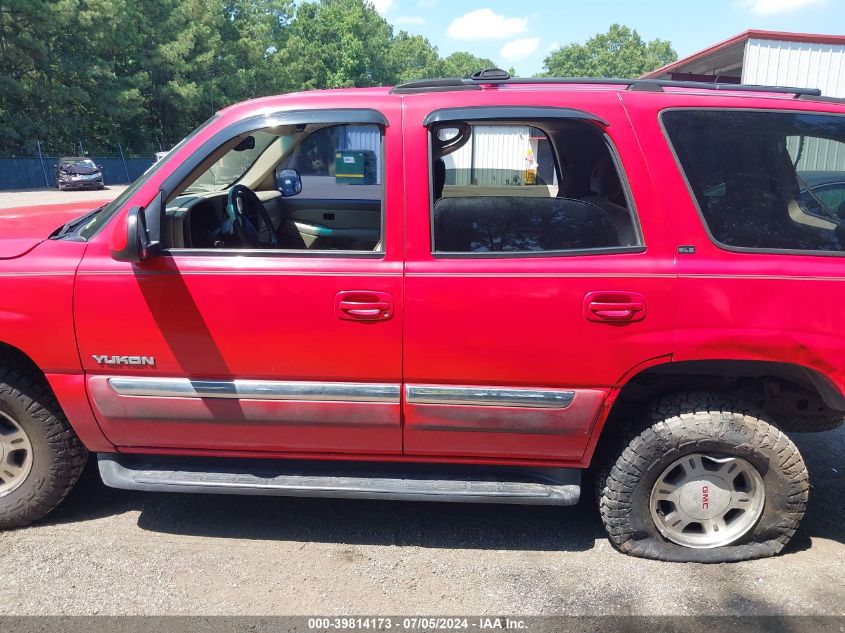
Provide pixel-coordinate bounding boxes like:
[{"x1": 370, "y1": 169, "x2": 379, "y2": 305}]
[{"x1": 642, "y1": 29, "x2": 845, "y2": 98}]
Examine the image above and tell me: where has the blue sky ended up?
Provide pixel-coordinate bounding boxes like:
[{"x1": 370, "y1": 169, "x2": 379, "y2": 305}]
[{"x1": 368, "y1": 0, "x2": 843, "y2": 76}]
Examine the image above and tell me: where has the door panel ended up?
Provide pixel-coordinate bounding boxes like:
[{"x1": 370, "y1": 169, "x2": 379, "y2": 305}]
[
  {"x1": 75, "y1": 255, "x2": 403, "y2": 453},
  {"x1": 279, "y1": 200, "x2": 381, "y2": 250},
  {"x1": 402, "y1": 265, "x2": 674, "y2": 460},
  {"x1": 400, "y1": 92, "x2": 677, "y2": 463},
  {"x1": 75, "y1": 104, "x2": 404, "y2": 455}
]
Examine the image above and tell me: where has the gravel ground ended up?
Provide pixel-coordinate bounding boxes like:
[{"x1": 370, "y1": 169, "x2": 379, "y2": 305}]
[
  {"x1": 0, "y1": 186, "x2": 128, "y2": 209},
  {"x1": 0, "y1": 428, "x2": 842, "y2": 616}
]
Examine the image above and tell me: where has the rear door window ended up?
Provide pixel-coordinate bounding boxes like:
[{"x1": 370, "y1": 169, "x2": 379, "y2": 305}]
[
  {"x1": 429, "y1": 120, "x2": 641, "y2": 254},
  {"x1": 662, "y1": 110, "x2": 845, "y2": 253}
]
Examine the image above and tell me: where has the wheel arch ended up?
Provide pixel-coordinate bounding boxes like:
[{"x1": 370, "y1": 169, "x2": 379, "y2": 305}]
[
  {"x1": 0, "y1": 339, "x2": 113, "y2": 452},
  {"x1": 616, "y1": 359, "x2": 845, "y2": 410},
  {"x1": 585, "y1": 358, "x2": 845, "y2": 466},
  {"x1": 0, "y1": 340, "x2": 47, "y2": 376}
]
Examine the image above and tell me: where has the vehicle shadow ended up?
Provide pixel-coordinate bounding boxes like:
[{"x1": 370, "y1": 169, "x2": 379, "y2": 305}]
[
  {"x1": 41, "y1": 427, "x2": 843, "y2": 555},
  {"x1": 44, "y1": 461, "x2": 605, "y2": 552}
]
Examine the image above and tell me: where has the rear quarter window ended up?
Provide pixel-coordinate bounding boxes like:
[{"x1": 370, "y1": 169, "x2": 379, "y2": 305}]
[{"x1": 662, "y1": 109, "x2": 845, "y2": 254}]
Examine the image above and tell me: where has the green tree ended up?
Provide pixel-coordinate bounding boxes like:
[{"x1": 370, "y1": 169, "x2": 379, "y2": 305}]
[
  {"x1": 277, "y1": 0, "x2": 394, "y2": 89},
  {"x1": 140, "y1": 0, "x2": 225, "y2": 147},
  {"x1": 0, "y1": 0, "x2": 78, "y2": 153},
  {"x1": 389, "y1": 31, "x2": 442, "y2": 83},
  {"x1": 55, "y1": 0, "x2": 154, "y2": 153},
  {"x1": 543, "y1": 24, "x2": 676, "y2": 78},
  {"x1": 441, "y1": 51, "x2": 497, "y2": 78},
  {"x1": 216, "y1": 0, "x2": 295, "y2": 102}
]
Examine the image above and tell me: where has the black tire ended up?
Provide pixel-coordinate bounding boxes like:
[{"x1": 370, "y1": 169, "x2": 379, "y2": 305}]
[
  {"x1": 0, "y1": 365, "x2": 87, "y2": 529},
  {"x1": 598, "y1": 392, "x2": 809, "y2": 562}
]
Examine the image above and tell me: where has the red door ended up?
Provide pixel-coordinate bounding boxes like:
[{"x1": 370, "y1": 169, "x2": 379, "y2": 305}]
[
  {"x1": 74, "y1": 104, "x2": 404, "y2": 456},
  {"x1": 400, "y1": 90, "x2": 676, "y2": 465}
]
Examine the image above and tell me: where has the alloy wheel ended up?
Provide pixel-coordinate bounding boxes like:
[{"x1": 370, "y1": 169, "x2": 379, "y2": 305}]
[
  {"x1": 0, "y1": 410, "x2": 34, "y2": 497},
  {"x1": 649, "y1": 453, "x2": 766, "y2": 548}
]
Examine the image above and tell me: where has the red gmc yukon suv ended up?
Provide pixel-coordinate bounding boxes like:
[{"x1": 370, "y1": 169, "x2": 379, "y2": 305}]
[{"x1": 2, "y1": 70, "x2": 844, "y2": 563}]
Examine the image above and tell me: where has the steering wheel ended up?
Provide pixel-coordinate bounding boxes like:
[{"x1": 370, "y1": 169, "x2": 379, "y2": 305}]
[{"x1": 225, "y1": 184, "x2": 279, "y2": 248}]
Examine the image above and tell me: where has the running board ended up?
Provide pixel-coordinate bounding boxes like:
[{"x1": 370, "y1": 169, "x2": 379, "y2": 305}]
[{"x1": 97, "y1": 454, "x2": 580, "y2": 506}]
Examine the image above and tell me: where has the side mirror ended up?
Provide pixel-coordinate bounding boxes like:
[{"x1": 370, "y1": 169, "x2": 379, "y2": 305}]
[
  {"x1": 52, "y1": 164, "x2": 57, "y2": 169},
  {"x1": 276, "y1": 168, "x2": 302, "y2": 197},
  {"x1": 110, "y1": 193, "x2": 163, "y2": 263},
  {"x1": 97, "y1": 164, "x2": 103, "y2": 170}
]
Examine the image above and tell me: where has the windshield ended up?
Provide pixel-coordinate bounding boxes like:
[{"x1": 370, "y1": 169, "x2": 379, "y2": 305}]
[
  {"x1": 77, "y1": 115, "x2": 218, "y2": 240},
  {"x1": 182, "y1": 130, "x2": 278, "y2": 194},
  {"x1": 61, "y1": 159, "x2": 97, "y2": 170}
]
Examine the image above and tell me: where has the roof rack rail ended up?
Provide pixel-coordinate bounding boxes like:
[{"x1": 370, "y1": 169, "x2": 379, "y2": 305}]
[
  {"x1": 797, "y1": 93, "x2": 845, "y2": 104},
  {"x1": 629, "y1": 78, "x2": 822, "y2": 97},
  {"x1": 391, "y1": 69, "x2": 823, "y2": 98}
]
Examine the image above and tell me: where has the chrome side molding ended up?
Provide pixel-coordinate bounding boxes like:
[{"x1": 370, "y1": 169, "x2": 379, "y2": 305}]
[
  {"x1": 107, "y1": 378, "x2": 575, "y2": 409},
  {"x1": 405, "y1": 385, "x2": 575, "y2": 409},
  {"x1": 108, "y1": 377, "x2": 400, "y2": 403}
]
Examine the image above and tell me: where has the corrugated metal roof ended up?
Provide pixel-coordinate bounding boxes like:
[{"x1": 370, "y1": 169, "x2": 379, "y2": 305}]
[
  {"x1": 642, "y1": 29, "x2": 845, "y2": 83},
  {"x1": 743, "y1": 38, "x2": 845, "y2": 98}
]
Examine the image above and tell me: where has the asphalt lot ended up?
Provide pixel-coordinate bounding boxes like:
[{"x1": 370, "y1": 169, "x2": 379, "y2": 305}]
[
  {"x1": 0, "y1": 185, "x2": 128, "y2": 209},
  {"x1": 0, "y1": 187, "x2": 842, "y2": 616}
]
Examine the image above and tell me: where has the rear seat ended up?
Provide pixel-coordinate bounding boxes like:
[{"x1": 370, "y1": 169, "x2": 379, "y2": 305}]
[{"x1": 432, "y1": 196, "x2": 623, "y2": 253}]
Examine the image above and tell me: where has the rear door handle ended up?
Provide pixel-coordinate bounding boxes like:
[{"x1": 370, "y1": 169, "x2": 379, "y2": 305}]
[
  {"x1": 335, "y1": 291, "x2": 393, "y2": 321},
  {"x1": 584, "y1": 291, "x2": 647, "y2": 323}
]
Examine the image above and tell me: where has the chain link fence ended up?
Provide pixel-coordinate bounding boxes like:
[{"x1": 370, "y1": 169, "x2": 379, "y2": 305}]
[{"x1": 0, "y1": 139, "x2": 164, "y2": 190}]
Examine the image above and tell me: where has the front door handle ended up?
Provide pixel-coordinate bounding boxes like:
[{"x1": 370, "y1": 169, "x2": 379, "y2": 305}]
[
  {"x1": 584, "y1": 291, "x2": 647, "y2": 323},
  {"x1": 335, "y1": 291, "x2": 393, "y2": 321}
]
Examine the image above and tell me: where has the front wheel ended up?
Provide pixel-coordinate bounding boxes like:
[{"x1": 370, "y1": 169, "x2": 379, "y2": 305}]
[
  {"x1": 0, "y1": 365, "x2": 87, "y2": 529},
  {"x1": 598, "y1": 392, "x2": 809, "y2": 562}
]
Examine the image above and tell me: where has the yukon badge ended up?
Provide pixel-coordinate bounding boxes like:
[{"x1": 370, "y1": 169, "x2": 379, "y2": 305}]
[{"x1": 92, "y1": 355, "x2": 155, "y2": 367}]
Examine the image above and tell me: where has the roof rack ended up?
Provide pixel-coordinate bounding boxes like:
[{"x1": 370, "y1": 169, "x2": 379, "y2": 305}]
[{"x1": 390, "y1": 68, "x2": 823, "y2": 98}]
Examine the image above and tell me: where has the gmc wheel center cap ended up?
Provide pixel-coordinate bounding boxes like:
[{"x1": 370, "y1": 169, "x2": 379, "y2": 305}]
[{"x1": 677, "y1": 475, "x2": 731, "y2": 520}]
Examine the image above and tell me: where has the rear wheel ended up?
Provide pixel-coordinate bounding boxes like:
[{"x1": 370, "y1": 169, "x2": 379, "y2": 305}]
[
  {"x1": 0, "y1": 365, "x2": 87, "y2": 529},
  {"x1": 598, "y1": 392, "x2": 809, "y2": 562}
]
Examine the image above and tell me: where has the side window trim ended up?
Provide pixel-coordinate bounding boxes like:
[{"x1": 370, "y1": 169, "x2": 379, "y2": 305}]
[
  {"x1": 159, "y1": 109, "x2": 389, "y2": 259},
  {"x1": 424, "y1": 106, "x2": 610, "y2": 128},
  {"x1": 426, "y1": 118, "x2": 645, "y2": 258}
]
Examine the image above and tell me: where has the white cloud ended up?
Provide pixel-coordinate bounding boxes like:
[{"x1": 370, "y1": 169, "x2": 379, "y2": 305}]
[
  {"x1": 369, "y1": 0, "x2": 394, "y2": 14},
  {"x1": 547, "y1": 42, "x2": 560, "y2": 52},
  {"x1": 500, "y1": 37, "x2": 540, "y2": 61},
  {"x1": 447, "y1": 8, "x2": 528, "y2": 41},
  {"x1": 737, "y1": 0, "x2": 826, "y2": 14},
  {"x1": 394, "y1": 15, "x2": 426, "y2": 25}
]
